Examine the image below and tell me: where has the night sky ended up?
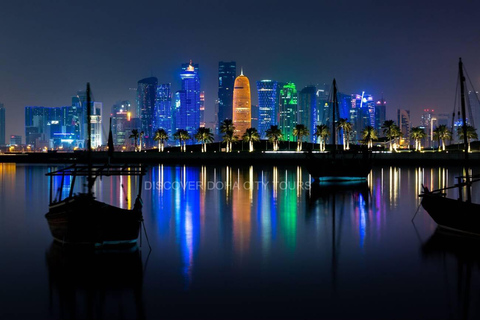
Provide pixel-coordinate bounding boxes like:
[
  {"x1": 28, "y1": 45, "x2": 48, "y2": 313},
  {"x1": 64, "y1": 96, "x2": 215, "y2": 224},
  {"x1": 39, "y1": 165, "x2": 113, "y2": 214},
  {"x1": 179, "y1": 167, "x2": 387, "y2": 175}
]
[{"x1": 1, "y1": 0, "x2": 479, "y2": 138}]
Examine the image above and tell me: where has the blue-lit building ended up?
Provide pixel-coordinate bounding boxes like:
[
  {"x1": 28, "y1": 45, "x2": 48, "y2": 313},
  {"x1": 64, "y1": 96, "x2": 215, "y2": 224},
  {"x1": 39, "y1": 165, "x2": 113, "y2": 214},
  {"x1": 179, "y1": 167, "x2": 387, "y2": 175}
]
[
  {"x1": 218, "y1": 61, "x2": 236, "y2": 133},
  {"x1": 0, "y1": 103, "x2": 5, "y2": 146},
  {"x1": 257, "y1": 80, "x2": 279, "y2": 138},
  {"x1": 137, "y1": 77, "x2": 158, "y2": 147},
  {"x1": 298, "y1": 86, "x2": 317, "y2": 142},
  {"x1": 154, "y1": 83, "x2": 173, "y2": 135},
  {"x1": 350, "y1": 92, "x2": 375, "y2": 142},
  {"x1": 174, "y1": 61, "x2": 201, "y2": 137},
  {"x1": 111, "y1": 101, "x2": 131, "y2": 147}
]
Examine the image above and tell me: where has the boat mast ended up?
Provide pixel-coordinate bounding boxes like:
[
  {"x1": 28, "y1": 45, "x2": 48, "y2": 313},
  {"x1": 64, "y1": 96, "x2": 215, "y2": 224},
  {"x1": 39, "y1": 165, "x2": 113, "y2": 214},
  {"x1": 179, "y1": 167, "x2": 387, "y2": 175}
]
[
  {"x1": 459, "y1": 58, "x2": 471, "y2": 202},
  {"x1": 332, "y1": 79, "x2": 337, "y2": 159},
  {"x1": 86, "y1": 82, "x2": 93, "y2": 196}
]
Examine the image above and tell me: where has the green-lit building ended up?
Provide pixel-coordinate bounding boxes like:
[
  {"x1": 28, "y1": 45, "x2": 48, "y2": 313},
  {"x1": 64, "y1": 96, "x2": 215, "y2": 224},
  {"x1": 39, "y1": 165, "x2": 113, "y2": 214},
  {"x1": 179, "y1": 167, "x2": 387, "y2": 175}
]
[{"x1": 279, "y1": 82, "x2": 297, "y2": 142}]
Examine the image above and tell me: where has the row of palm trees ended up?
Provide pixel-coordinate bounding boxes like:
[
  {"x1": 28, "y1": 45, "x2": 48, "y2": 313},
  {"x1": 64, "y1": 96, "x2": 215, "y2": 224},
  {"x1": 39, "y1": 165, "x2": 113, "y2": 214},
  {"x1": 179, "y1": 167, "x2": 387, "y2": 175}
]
[{"x1": 130, "y1": 119, "x2": 478, "y2": 153}]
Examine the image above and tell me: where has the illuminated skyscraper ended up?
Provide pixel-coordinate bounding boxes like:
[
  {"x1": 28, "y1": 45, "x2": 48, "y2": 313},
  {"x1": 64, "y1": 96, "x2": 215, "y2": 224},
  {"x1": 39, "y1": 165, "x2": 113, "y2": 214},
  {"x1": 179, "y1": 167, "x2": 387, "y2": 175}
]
[
  {"x1": 137, "y1": 77, "x2": 158, "y2": 147},
  {"x1": 375, "y1": 97, "x2": 387, "y2": 132},
  {"x1": 0, "y1": 103, "x2": 5, "y2": 146},
  {"x1": 279, "y1": 82, "x2": 298, "y2": 142},
  {"x1": 298, "y1": 86, "x2": 317, "y2": 142},
  {"x1": 154, "y1": 84, "x2": 172, "y2": 135},
  {"x1": 175, "y1": 61, "x2": 201, "y2": 136},
  {"x1": 200, "y1": 91, "x2": 205, "y2": 128},
  {"x1": 232, "y1": 69, "x2": 251, "y2": 137},
  {"x1": 218, "y1": 61, "x2": 236, "y2": 133},
  {"x1": 397, "y1": 109, "x2": 411, "y2": 146},
  {"x1": 111, "y1": 101, "x2": 131, "y2": 146},
  {"x1": 257, "y1": 80, "x2": 279, "y2": 138},
  {"x1": 350, "y1": 92, "x2": 375, "y2": 141}
]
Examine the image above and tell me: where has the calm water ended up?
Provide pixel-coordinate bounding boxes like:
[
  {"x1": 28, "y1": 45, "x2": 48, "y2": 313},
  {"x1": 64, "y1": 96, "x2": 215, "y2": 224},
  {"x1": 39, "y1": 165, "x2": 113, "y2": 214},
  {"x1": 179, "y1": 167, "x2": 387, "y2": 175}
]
[{"x1": 1, "y1": 163, "x2": 480, "y2": 319}]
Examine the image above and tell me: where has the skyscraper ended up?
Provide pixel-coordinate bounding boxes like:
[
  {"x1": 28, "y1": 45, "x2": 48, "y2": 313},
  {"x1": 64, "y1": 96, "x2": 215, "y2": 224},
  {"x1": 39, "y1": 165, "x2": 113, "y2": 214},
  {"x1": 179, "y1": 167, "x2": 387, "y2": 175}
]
[
  {"x1": 232, "y1": 70, "x2": 251, "y2": 137},
  {"x1": 137, "y1": 77, "x2": 158, "y2": 147},
  {"x1": 397, "y1": 109, "x2": 411, "y2": 146},
  {"x1": 200, "y1": 91, "x2": 205, "y2": 128},
  {"x1": 350, "y1": 92, "x2": 375, "y2": 142},
  {"x1": 375, "y1": 97, "x2": 387, "y2": 132},
  {"x1": 175, "y1": 61, "x2": 200, "y2": 137},
  {"x1": 279, "y1": 82, "x2": 298, "y2": 142},
  {"x1": 111, "y1": 101, "x2": 131, "y2": 146},
  {"x1": 154, "y1": 84, "x2": 172, "y2": 135},
  {"x1": 218, "y1": 61, "x2": 236, "y2": 132},
  {"x1": 298, "y1": 86, "x2": 317, "y2": 142},
  {"x1": 257, "y1": 80, "x2": 279, "y2": 138},
  {"x1": 0, "y1": 103, "x2": 5, "y2": 146}
]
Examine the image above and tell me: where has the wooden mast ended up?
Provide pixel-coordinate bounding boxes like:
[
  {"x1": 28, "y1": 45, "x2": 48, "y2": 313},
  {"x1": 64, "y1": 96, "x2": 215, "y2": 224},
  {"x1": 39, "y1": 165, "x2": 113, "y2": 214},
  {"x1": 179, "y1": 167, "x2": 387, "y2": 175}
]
[
  {"x1": 459, "y1": 58, "x2": 471, "y2": 202},
  {"x1": 86, "y1": 82, "x2": 93, "y2": 196}
]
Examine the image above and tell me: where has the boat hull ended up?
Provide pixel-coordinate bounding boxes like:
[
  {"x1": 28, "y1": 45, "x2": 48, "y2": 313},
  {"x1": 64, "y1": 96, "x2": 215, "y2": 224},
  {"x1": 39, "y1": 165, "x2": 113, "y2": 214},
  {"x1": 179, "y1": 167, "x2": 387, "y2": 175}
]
[
  {"x1": 421, "y1": 193, "x2": 480, "y2": 236},
  {"x1": 45, "y1": 194, "x2": 142, "y2": 247}
]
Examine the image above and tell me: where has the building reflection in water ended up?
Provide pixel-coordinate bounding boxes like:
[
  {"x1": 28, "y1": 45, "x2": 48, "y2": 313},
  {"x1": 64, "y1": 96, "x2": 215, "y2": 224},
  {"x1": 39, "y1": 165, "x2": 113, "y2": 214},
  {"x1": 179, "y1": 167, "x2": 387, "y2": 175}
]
[{"x1": 232, "y1": 167, "x2": 252, "y2": 257}]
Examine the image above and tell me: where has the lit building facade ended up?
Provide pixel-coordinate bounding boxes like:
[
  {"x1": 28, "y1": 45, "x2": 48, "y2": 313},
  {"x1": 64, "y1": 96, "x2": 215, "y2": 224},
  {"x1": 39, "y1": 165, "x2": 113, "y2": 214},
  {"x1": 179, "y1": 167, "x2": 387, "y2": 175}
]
[
  {"x1": 350, "y1": 92, "x2": 375, "y2": 142},
  {"x1": 279, "y1": 82, "x2": 298, "y2": 142},
  {"x1": 218, "y1": 61, "x2": 236, "y2": 133},
  {"x1": 154, "y1": 83, "x2": 173, "y2": 135},
  {"x1": 375, "y1": 98, "x2": 387, "y2": 132},
  {"x1": 421, "y1": 109, "x2": 435, "y2": 148},
  {"x1": 0, "y1": 103, "x2": 5, "y2": 146},
  {"x1": 257, "y1": 80, "x2": 279, "y2": 138},
  {"x1": 200, "y1": 91, "x2": 205, "y2": 128},
  {"x1": 175, "y1": 61, "x2": 201, "y2": 137},
  {"x1": 232, "y1": 70, "x2": 251, "y2": 137},
  {"x1": 137, "y1": 77, "x2": 158, "y2": 147},
  {"x1": 397, "y1": 109, "x2": 411, "y2": 146},
  {"x1": 298, "y1": 86, "x2": 317, "y2": 142},
  {"x1": 111, "y1": 101, "x2": 131, "y2": 146}
]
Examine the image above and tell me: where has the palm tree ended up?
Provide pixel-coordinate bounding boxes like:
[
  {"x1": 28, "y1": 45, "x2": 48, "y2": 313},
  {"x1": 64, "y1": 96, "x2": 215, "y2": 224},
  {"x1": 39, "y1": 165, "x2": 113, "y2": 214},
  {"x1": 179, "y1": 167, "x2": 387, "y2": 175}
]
[
  {"x1": 222, "y1": 131, "x2": 238, "y2": 152},
  {"x1": 382, "y1": 120, "x2": 401, "y2": 152},
  {"x1": 220, "y1": 119, "x2": 235, "y2": 152},
  {"x1": 266, "y1": 125, "x2": 283, "y2": 151},
  {"x1": 337, "y1": 118, "x2": 352, "y2": 150},
  {"x1": 153, "y1": 128, "x2": 168, "y2": 152},
  {"x1": 361, "y1": 126, "x2": 378, "y2": 149},
  {"x1": 129, "y1": 129, "x2": 144, "y2": 152},
  {"x1": 410, "y1": 127, "x2": 426, "y2": 151},
  {"x1": 314, "y1": 124, "x2": 330, "y2": 152},
  {"x1": 293, "y1": 124, "x2": 309, "y2": 151},
  {"x1": 457, "y1": 125, "x2": 477, "y2": 152},
  {"x1": 173, "y1": 129, "x2": 190, "y2": 152},
  {"x1": 433, "y1": 125, "x2": 451, "y2": 151},
  {"x1": 242, "y1": 127, "x2": 260, "y2": 152},
  {"x1": 195, "y1": 127, "x2": 214, "y2": 152}
]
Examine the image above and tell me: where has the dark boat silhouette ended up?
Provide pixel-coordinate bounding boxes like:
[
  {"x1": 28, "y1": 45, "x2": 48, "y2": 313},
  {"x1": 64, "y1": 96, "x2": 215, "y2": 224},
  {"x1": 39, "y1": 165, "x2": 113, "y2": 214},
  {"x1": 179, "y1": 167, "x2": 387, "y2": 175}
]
[
  {"x1": 420, "y1": 59, "x2": 480, "y2": 236},
  {"x1": 45, "y1": 83, "x2": 146, "y2": 247},
  {"x1": 306, "y1": 79, "x2": 372, "y2": 181}
]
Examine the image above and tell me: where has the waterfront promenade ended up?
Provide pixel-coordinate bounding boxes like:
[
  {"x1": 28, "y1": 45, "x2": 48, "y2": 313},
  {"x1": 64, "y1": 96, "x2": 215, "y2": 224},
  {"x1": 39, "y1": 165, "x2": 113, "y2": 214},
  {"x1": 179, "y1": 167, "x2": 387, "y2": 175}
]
[{"x1": 0, "y1": 149, "x2": 478, "y2": 166}]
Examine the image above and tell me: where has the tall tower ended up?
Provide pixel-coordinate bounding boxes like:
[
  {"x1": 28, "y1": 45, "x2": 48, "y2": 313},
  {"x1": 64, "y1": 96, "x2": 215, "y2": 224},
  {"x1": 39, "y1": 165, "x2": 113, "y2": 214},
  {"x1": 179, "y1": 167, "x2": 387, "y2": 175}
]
[
  {"x1": 137, "y1": 77, "x2": 158, "y2": 147},
  {"x1": 298, "y1": 86, "x2": 317, "y2": 142},
  {"x1": 218, "y1": 61, "x2": 236, "y2": 133},
  {"x1": 397, "y1": 109, "x2": 411, "y2": 146},
  {"x1": 175, "y1": 60, "x2": 200, "y2": 136},
  {"x1": 0, "y1": 103, "x2": 5, "y2": 146},
  {"x1": 279, "y1": 82, "x2": 298, "y2": 142},
  {"x1": 257, "y1": 80, "x2": 279, "y2": 138},
  {"x1": 154, "y1": 83, "x2": 172, "y2": 135},
  {"x1": 200, "y1": 91, "x2": 205, "y2": 128},
  {"x1": 232, "y1": 69, "x2": 251, "y2": 137},
  {"x1": 375, "y1": 97, "x2": 387, "y2": 132}
]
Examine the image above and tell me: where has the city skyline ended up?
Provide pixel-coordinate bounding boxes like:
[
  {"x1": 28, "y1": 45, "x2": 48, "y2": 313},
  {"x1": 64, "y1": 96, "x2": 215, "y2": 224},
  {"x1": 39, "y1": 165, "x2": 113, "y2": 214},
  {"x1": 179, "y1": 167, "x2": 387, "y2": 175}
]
[{"x1": 1, "y1": 1, "x2": 479, "y2": 138}]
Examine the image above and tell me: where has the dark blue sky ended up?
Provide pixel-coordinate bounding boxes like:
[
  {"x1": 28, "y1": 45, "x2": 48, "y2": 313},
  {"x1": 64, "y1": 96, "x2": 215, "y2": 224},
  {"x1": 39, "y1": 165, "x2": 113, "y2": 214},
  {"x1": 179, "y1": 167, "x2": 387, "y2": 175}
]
[{"x1": 1, "y1": 0, "x2": 479, "y2": 138}]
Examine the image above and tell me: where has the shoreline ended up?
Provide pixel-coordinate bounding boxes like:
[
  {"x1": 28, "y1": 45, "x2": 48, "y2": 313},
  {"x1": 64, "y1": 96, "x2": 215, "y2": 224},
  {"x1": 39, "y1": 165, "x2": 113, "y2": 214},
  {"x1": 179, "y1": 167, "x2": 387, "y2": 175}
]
[{"x1": 0, "y1": 150, "x2": 478, "y2": 166}]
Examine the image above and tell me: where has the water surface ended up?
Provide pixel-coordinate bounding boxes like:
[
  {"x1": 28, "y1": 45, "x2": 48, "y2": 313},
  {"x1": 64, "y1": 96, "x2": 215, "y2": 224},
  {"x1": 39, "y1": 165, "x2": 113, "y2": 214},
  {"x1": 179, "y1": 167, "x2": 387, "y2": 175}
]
[{"x1": 0, "y1": 163, "x2": 479, "y2": 319}]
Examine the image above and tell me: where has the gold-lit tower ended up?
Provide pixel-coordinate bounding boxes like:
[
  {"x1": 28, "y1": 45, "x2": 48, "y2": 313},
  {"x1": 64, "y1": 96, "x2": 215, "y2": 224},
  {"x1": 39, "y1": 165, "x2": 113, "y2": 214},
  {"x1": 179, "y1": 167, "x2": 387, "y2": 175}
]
[{"x1": 232, "y1": 68, "x2": 251, "y2": 137}]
